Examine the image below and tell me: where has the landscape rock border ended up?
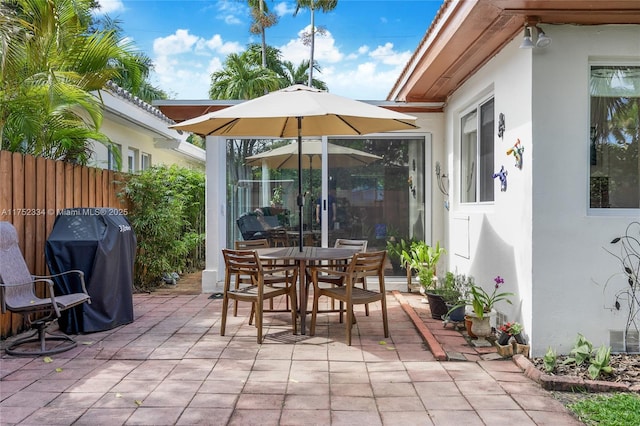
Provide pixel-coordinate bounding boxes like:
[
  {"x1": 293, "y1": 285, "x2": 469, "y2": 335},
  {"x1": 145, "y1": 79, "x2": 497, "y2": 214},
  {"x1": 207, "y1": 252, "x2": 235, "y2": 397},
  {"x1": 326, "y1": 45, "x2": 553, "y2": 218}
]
[{"x1": 513, "y1": 354, "x2": 640, "y2": 393}]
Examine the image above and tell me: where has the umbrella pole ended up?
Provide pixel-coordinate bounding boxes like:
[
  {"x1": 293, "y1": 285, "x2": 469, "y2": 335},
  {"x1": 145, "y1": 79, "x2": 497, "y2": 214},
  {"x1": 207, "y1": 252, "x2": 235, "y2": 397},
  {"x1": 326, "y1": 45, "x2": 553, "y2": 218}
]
[
  {"x1": 309, "y1": 157, "x2": 313, "y2": 236},
  {"x1": 297, "y1": 117, "x2": 304, "y2": 251}
]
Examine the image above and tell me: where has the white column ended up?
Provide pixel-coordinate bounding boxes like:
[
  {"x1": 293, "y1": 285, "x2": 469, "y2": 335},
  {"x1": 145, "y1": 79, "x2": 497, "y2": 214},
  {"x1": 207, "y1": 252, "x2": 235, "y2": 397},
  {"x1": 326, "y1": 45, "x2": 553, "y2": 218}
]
[
  {"x1": 262, "y1": 162, "x2": 270, "y2": 206},
  {"x1": 202, "y1": 136, "x2": 227, "y2": 293}
]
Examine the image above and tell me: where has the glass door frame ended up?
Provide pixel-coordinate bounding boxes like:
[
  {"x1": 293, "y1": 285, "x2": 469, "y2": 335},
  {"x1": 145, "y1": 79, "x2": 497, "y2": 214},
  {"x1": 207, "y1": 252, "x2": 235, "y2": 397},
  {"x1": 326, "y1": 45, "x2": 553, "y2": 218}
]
[{"x1": 316, "y1": 133, "x2": 432, "y2": 249}]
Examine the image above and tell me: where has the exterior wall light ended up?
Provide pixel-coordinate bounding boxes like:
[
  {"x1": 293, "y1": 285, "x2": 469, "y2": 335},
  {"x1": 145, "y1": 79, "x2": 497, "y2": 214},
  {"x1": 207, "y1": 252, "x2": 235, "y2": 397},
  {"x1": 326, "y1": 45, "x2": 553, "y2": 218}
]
[
  {"x1": 535, "y1": 26, "x2": 552, "y2": 48},
  {"x1": 519, "y1": 26, "x2": 534, "y2": 49}
]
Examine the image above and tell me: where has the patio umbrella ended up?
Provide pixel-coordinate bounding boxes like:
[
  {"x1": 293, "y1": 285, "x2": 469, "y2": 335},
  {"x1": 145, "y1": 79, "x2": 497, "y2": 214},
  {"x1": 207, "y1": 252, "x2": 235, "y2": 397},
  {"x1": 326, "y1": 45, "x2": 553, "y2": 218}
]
[
  {"x1": 171, "y1": 84, "x2": 417, "y2": 249},
  {"x1": 245, "y1": 140, "x2": 382, "y2": 170},
  {"x1": 246, "y1": 140, "x2": 382, "y2": 227}
]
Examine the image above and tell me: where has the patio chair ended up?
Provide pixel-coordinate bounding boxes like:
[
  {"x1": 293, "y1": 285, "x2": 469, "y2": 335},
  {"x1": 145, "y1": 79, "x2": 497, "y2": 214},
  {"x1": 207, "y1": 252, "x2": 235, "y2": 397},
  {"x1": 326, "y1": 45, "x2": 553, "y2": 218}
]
[
  {"x1": 308, "y1": 239, "x2": 369, "y2": 318},
  {"x1": 309, "y1": 250, "x2": 388, "y2": 346},
  {"x1": 233, "y1": 239, "x2": 289, "y2": 315},
  {"x1": 0, "y1": 222, "x2": 91, "y2": 356},
  {"x1": 221, "y1": 249, "x2": 298, "y2": 343}
]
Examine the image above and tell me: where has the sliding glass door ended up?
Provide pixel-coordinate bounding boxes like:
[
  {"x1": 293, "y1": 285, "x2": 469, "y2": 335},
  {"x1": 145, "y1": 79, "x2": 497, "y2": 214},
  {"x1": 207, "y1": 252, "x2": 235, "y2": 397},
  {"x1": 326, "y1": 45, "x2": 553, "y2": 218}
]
[{"x1": 226, "y1": 134, "x2": 429, "y2": 276}]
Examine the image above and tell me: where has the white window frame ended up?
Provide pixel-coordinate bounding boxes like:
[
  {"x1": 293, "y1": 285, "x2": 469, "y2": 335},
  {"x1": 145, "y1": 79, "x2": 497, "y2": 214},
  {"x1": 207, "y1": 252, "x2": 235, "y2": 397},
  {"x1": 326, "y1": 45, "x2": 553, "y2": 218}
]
[
  {"x1": 108, "y1": 144, "x2": 121, "y2": 171},
  {"x1": 459, "y1": 97, "x2": 495, "y2": 204},
  {"x1": 588, "y1": 62, "x2": 640, "y2": 213},
  {"x1": 127, "y1": 148, "x2": 139, "y2": 173},
  {"x1": 141, "y1": 152, "x2": 151, "y2": 170}
]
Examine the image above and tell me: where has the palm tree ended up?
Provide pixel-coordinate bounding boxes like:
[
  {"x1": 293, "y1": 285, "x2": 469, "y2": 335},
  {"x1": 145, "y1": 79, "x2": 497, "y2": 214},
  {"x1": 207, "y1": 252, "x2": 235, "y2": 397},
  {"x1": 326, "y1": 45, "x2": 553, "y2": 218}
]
[
  {"x1": 247, "y1": 0, "x2": 278, "y2": 69},
  {"x1": 279, "y1": 59, "x2": 327, "y2": 90},
  {"x1": 209, "y1": 52, "x2": 280, "y2": 100},
  {"x1": 91, "y1": 14, "x2": 167, "y2": 103},
  {"x1": 294, "y1": 0, "x2": 338, "y2": 86},
  {"x1": 209, "y1": 50, "x2": 282, "y2": 187},
  {"x1": 0, "y1": 0, "x2": 146, "y2": 165},
  {"x1": 244, "y1": 44, "x2": 285, "y2": 78}
]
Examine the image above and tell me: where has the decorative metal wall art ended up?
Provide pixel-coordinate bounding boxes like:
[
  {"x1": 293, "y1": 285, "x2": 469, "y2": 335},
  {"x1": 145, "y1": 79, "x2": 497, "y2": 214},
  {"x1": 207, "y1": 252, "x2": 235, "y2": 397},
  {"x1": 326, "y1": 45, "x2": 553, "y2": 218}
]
[
  {"x1": 498, "y1": 113, "x2": 505, "y2": 139},
  {"x1": 493, "y1": 165, "x2": 508, "y2": 192},
  {"x1": 507, "y1": 139, "x2": 524, "y2": 169}
]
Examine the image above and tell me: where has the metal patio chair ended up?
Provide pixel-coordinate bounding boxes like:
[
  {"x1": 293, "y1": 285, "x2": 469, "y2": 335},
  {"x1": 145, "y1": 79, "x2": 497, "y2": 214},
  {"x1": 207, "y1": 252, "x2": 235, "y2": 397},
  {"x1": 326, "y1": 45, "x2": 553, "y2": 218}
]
[{"x1": 0, "y1": 222, "x2": 91, "y2": 356}]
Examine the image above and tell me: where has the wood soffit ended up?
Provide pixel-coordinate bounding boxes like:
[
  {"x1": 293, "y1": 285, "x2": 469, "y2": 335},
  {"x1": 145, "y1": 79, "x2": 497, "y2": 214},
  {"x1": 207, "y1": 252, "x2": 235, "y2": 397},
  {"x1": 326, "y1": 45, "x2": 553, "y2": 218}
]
[{"x1": 390, "y1": 0, "x2": 640, "y2": 103}]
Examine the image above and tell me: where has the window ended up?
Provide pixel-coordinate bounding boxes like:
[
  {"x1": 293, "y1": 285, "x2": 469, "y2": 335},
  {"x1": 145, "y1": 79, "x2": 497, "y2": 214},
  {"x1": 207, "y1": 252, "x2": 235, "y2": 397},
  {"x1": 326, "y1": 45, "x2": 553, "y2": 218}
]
[
  {"x1": 141, "y1": 152, "x2": 151, "y2": 170},
  {"x1": 460, "y1": 98, "x2": 495, "y2": 203},
  {"x1": 108, "y1": 144, "x2": 121, "y2": 171},
  {"x1": 127, "y1": 148, "x2": 139, "y2": 173},
  {"x1": 590, "y1": 65, "x2": 639, "y2": 209}
]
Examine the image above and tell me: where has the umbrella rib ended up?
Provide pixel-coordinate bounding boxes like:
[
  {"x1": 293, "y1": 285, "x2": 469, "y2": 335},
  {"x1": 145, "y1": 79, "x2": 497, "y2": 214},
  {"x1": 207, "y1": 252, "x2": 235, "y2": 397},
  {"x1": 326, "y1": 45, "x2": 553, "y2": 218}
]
[
  {"x1": 205, "y1": 118, "x2": 240, "y2": 136},
  {"x1": 280, "y1": 117, "x2": 295, "y2": 138},
  {"x1": 335, "y1": 115, "x2": 362, "y2": 135}
]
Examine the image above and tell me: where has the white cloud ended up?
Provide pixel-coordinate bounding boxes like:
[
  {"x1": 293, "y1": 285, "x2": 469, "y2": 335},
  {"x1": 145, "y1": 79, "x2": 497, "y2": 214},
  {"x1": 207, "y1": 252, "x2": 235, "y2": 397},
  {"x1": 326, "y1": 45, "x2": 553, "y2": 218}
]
[
  {"x1": 369, "y1": 42, "x2": 411, "y2": 66},
  {"x1": 279, "y1": 25, "x2": 343, "y2": 65},
  {"x1": 203, "y1": 35, "x2": 243, "y2": 55},
  {"x1": 207, "y1": 57, "x2": 224, "y2": 74},
  {"x1": 147, "y1": 18, "x2": 409, "y2": 101},
  {"x1": 153, "y1": 30, "x2": 199, "y2": 56},
  {"x1": 274, "y1": 2, "x2": 296, "y2": 17},
  {"x1": 223, "y1": 14, "x2": 242, "y2": 25},
  {"x1": 216, "y1": 0, "x2": 247, "y2": 26},
  {"x1": 96, "y1": 0, "x2": 125, "y2": 14},
  {"x1": 151, "y1": 54, "x2": 212, "y2": 99},
  {"x1": 322, "y1": 61, "x2": 405, "y2": 100},
  {"x1": 150, "y1": 29, "x2": 245, "y2": 100}
]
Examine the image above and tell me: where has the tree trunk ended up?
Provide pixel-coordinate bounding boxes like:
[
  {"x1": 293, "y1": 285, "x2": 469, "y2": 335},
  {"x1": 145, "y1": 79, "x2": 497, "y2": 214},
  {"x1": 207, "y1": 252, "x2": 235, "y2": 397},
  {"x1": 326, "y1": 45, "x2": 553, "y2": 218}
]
[{"x1": 308, "y1": 6, "x2": 315, "y2": 86}]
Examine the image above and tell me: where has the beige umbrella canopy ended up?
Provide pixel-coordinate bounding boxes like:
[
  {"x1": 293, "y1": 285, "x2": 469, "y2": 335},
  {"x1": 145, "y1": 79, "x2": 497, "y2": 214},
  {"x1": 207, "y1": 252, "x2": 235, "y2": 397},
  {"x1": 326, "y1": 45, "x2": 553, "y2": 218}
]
[
  {"x1": 170, "y1": 84, "x2": 417, "y2": 249},
  {"x1": 245, "y1": 140, "x2": 382, "y2": 169},
  {"x1": 170, "y1": 84, "x2": 417, "y2": 138}
]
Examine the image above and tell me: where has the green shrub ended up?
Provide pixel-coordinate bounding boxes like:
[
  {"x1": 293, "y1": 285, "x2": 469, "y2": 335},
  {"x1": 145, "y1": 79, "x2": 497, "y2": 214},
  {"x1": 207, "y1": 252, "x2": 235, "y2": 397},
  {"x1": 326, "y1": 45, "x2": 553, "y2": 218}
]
[
  {"x1": 564, "y1": 333, "x2": 594, "y2": 366},
  {"x1": 588, "y1": 345, "x2": 613, "y2": 380},
  {"x1": 120, "y1": 165, "x2": 205, "y2": 290},
  {"x1": 543, "y1": 346, "x2": 557, "y2": 373}
]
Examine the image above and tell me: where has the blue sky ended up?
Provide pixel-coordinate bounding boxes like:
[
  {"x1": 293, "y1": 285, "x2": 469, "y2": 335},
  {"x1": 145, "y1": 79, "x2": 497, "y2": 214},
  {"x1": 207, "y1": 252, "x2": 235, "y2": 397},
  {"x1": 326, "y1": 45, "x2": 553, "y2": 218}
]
[{"x1": 96, "y1": 0, "x2": 443, "y2": 101}]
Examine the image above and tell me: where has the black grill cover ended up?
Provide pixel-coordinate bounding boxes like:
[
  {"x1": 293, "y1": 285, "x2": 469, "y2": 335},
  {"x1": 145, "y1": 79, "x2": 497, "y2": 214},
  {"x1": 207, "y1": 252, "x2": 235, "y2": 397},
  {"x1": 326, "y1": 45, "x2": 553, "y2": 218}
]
[{"x1": 45, "y1": 208, "x2": 136, "y2": 333}]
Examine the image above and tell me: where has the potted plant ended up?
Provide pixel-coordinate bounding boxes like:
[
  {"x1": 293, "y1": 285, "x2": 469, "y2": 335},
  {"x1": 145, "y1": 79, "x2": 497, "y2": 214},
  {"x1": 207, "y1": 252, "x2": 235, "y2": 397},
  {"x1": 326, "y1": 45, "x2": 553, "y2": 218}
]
[
  {"x1": 386, "y1": 237, "x2": 413, "y2": 275},
  {"x1": 497, "y1": 321, "x2": 524, "y2": 345},
  {"x1": 453, "y1": 275, "x2": 514, "y2": 338},
  {"x1": 428, "y1": 272, "x2": 472, "y2": 321},
  {"x1": 271, "y1": 186, "x2": 284, "y2": 207},
  {"x1": 401, "y1": 240, "x2": 446, "y2": 291},
  {"x1": 506, "y1": 322, "x2": 526, "y2": 344}
]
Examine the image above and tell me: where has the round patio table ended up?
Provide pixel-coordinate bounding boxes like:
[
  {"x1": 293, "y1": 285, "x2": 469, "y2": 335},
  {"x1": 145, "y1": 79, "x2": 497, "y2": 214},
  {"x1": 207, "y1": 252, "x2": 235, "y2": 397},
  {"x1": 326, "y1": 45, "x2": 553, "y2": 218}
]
[{"x1": 257, "y1": 246, "x2": 359, "y2": 334}]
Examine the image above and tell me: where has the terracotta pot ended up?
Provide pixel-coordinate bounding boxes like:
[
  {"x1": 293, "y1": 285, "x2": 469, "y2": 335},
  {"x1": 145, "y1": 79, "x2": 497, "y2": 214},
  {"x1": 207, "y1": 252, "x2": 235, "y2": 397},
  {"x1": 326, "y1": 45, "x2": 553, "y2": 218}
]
[{"x1": 464, "y1": 315, "x2": 477, "y2": 338}]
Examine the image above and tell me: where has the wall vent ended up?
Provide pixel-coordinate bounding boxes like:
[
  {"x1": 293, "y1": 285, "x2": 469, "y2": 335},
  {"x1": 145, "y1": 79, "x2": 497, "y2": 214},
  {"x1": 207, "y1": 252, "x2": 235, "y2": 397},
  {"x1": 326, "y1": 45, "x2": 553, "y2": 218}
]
[{"x1": 610, "y1": 330, "x2": 640, "y2": 354}]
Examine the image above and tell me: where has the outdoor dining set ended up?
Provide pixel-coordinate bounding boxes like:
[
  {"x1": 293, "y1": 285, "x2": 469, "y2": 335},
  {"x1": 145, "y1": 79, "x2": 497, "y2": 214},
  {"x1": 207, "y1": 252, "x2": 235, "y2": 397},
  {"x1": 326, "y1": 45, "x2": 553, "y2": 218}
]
[{"x1": 220, "y1": 238, "x2": 389, "y2": 345}]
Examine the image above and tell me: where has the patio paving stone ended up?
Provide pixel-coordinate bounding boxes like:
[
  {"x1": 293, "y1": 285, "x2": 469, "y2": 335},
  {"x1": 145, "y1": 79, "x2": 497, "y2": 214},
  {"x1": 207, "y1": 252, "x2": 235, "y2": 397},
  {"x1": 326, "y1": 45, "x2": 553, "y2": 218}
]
[{"x1": 0, "y1": 290, "x2": 585, "y2": 425}]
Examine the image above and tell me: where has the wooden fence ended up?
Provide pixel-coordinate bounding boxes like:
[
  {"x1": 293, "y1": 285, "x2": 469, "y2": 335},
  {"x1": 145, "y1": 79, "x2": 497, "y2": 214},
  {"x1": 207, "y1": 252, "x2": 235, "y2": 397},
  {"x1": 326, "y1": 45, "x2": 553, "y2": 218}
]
[{"x1": 0, "y1": 151, "x2": 127, "y2": 339}]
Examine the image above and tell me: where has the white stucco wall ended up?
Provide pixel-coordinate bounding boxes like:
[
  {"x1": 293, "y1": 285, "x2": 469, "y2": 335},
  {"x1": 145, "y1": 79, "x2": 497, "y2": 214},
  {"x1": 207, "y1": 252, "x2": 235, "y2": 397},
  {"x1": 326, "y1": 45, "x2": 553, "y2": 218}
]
[
  {"x1": 444, "y1": 34, "x2": 533, "y2": 338},
  {"x1": 444, "y1": 24, "x2": 639, "y2": 356},
  {"x1": 202, "y1": 136, "x2": 227, "y2": 293},
  {"x1": 92, "y1": 90, "x2": 205, "y2": 171},
  {"x1": 94, "y1": 120, "x2": 204, "y2": 171},
  {"x1": 415, "y1": 114, "x2": 446, "y2": 258},
  {"x1": 530, "y1": 25, "x2": 640, "y2": 356}
]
